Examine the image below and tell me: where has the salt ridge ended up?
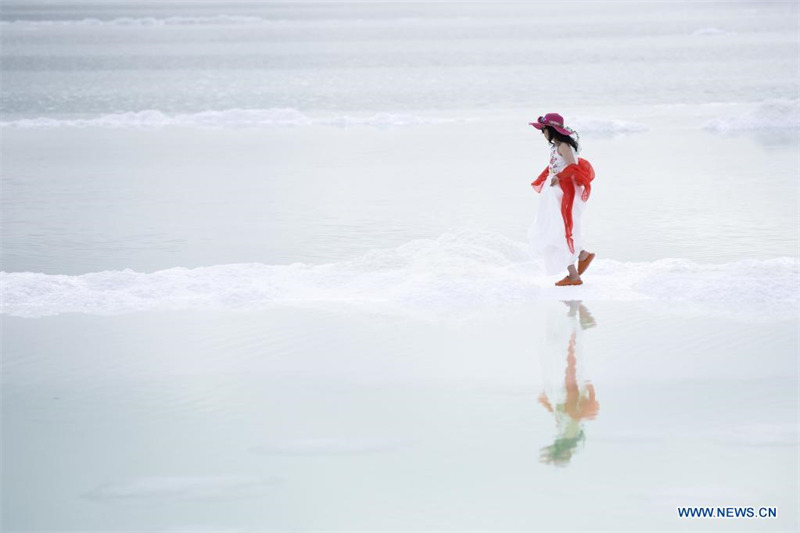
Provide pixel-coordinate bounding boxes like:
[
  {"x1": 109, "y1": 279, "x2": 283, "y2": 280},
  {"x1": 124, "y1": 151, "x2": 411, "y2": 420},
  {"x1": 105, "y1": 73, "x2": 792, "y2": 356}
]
[
  {"x1": 691, "y1": 27, "x2": 727, "y2": 36},
  {"x1": 0, "y1": 16, "x2": 492, "y2": 28},
  {"x1": 0, "y1": 16, "x2": 310, "y2": 27},
  {"x1": 0, "y1": 108, "x2": 464, "y2": 129},
  {"x1": 703, "y1": 99, "x2": 800, "y2": 133},
  {"x1": 569, "y1": 117, "x2": 648, "y2": 135},
  {"x1": 0, "y1": 110, "x2": 648, "y2": 132},
  {"x1": 2, "y1": 232, "x2": 796, "y2": 320}
]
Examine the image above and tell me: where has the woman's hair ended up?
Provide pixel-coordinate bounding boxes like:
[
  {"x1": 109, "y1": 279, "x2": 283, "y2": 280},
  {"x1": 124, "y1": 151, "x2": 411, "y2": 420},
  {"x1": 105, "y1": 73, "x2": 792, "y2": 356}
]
[{"x1": 544, "y1": 126, "x2": 579, "y2": 152}]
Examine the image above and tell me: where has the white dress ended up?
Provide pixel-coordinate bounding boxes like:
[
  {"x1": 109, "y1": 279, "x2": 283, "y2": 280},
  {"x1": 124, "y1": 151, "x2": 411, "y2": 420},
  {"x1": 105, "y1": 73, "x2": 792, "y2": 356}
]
[{"x1": 528, "y1": 142, "x2": 587, "y2": 275}]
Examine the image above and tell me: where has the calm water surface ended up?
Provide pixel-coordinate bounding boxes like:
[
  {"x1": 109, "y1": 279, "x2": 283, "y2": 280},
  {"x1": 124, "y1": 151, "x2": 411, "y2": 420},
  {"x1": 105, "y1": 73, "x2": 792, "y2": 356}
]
[{"x1": 3, "y1": 301, "x2": 798, "y2": 531}]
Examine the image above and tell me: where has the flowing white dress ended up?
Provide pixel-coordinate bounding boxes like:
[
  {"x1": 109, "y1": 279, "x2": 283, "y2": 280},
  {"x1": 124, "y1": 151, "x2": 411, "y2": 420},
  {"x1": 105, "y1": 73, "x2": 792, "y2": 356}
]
[{"x1": 528, "y1": 143, "x2": 587, "y2": 275}]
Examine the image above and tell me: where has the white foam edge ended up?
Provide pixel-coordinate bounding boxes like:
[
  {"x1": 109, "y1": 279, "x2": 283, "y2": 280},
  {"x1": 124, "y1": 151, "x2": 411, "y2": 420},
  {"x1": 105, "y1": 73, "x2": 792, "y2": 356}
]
[{"x1": 2, "y1": 232, "x2": 797, "y2": 321}]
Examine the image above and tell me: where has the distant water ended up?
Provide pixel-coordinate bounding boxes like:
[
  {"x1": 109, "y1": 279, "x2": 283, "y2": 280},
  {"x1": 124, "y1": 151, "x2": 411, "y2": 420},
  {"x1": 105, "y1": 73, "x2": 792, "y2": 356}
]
[{"x1": 1, "y1": 1, "x2": 798, "y2": 116}]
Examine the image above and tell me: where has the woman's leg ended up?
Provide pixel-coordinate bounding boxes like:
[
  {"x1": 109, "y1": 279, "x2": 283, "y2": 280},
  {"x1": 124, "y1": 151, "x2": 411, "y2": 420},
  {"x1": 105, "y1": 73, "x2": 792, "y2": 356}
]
[
  {"x1": 578, "y1": 249, "x2": 590, "y2": 261},
  {"x1": 567, "y1": 264, "x2": 580, "y2": 280}
]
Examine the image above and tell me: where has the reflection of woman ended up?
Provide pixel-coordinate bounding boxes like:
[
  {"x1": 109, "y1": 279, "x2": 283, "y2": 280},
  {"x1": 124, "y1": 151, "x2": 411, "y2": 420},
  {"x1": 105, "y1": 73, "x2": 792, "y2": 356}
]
[
  {"x1": 528, "y1": 113, "x2": 596, "y2": 286},
  {"x1": 538, "y1": 301, "x2": 599, "y2": 466}
]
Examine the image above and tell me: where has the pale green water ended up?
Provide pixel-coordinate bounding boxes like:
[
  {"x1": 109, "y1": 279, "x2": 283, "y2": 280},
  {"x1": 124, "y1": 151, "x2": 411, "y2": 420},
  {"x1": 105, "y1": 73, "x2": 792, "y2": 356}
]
[
  {"x1": 3, "y1": 302, "x2": 798, "y2": 531},
  {"x1": 2, "y1": 109, "x2": 798, "y2": 275}
]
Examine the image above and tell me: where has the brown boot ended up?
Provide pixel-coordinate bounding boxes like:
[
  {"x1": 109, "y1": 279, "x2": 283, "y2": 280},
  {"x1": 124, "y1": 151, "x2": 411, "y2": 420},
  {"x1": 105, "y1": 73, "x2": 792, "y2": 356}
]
[{"x1": 577, "y1": 252, "x2": 595, "y2": 275}]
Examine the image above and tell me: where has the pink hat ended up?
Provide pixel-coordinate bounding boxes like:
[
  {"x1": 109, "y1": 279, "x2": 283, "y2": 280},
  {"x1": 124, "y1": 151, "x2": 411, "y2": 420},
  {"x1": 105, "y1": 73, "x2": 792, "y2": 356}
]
[{"x1": 530, "y1": 113, "x2": 573, "y2": 136}]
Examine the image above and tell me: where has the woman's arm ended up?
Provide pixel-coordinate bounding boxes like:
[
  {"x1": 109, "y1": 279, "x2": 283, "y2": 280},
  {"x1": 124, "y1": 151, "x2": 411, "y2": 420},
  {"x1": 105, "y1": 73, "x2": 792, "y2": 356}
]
[
  {"x1": 558, "y1": 141, "x2": 577, "y2": 165},
  {"x1": 550, "y1": 142, "x2": 577, "y2": 186},
  {"x1": 531, "y1": 166, "x2": 549, "y2": 192}
]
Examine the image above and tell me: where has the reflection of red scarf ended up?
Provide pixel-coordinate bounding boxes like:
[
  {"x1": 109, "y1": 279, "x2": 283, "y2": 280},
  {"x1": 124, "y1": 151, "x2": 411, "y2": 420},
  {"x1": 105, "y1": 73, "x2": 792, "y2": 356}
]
[{"x1": 531, "y1": 158, "x2": 595, "y2": 254}]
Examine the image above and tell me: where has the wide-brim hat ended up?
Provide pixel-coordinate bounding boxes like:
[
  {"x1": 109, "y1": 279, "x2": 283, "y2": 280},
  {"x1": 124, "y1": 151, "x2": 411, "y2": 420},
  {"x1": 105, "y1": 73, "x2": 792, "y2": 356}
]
[{"x1": 530, "y1": 112, "x2": 573, "y2": 136}]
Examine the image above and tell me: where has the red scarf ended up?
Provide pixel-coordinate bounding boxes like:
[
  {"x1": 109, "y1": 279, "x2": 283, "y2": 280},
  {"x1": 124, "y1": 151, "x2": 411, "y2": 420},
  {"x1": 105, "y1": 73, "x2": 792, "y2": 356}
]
[{"x1": 531, "y1": 158, "x2": 595, "y2": 254}]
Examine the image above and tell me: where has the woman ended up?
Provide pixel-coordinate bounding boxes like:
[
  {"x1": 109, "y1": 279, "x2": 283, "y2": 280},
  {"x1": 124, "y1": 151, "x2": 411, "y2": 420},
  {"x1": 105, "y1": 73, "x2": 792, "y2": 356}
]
[{"x1": 528, "y1": 113, "x2": 596, "y2": 286}]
